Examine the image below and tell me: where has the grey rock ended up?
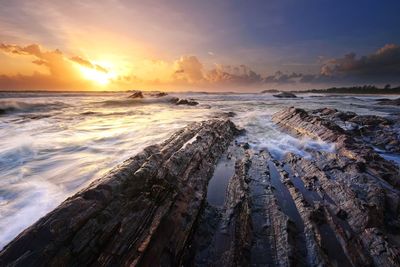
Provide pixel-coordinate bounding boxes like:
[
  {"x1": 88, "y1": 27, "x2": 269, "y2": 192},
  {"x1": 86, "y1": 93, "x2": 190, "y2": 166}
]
[{"x1": 273, "y1": 92, "x2": 298, "y2": 98}]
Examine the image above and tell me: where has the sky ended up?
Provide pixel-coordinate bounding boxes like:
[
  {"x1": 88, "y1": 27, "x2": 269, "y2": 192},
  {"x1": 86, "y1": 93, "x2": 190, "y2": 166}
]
[{"x1": 1, "y1": 0, "x2": 400, "y2": 91}]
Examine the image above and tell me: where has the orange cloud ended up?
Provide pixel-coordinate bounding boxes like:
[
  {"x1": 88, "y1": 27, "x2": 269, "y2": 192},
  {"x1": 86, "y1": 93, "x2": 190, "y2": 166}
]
[
  {"x1": 0, "y1": 43, "x2": 115, "y2": 90},
  {"x1": 0, "y1": 42, "x2": 267, "y2": 91},
  {"x1": 173, "y1": 56, "x2": 205, "y2": 83},
  {"x1": 69, "y1": 56, "x2": 108, "y2": 73}
]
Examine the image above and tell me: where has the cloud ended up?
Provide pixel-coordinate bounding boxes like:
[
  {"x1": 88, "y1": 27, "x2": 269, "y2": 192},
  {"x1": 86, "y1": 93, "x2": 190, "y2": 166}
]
[
  {"x1": 264, "y1": 44, "x2": 400, "y2": 86},
  {"x1": 206, "y1": 64, "x2": 263, "y2": 84},
  {"x1": 2, "y1": 41, "x2": 400, "y2": 91},
  {"x1": 264, "y1": 71, "x2": 302, "y2": 84},
  {"x1": 0, "y1": 43, "x2": 92, "y2": 89},
  {"x1": 173, "y1": 56, "x2": 205, "y2": 83},
  {"x1": 320, "y1": 44, "x2": 400, "y2": 81},
  {"x1": 69, "y1": 56, "x2": 108, "y2": 73},
  {"x1": 171, "y1": 56, "x2": 264, "y2": 86}
]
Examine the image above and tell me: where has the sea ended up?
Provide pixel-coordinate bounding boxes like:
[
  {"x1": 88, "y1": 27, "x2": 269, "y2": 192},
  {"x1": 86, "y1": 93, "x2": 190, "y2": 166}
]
[{"x1": 0, "y1": 91, "x2": 399, "y2": 249}]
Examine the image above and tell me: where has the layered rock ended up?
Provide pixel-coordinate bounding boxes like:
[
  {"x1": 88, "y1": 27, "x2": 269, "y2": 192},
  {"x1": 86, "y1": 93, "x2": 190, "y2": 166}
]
[
  {"x1": 2, "y1": 107, "x2": 399, "y2": 267},
  {"x1": 272, "y1": 107, "x2": 400, "y2": 188},
  {"x1": 271, "y1": 107, "x2": 400, "y2": 266},
  {"x1": 0, "y1": 119, "x2": 239, "y2": 267},
  {"x1": 311, "y1": 107, "x2": 400, "y2": 153}
]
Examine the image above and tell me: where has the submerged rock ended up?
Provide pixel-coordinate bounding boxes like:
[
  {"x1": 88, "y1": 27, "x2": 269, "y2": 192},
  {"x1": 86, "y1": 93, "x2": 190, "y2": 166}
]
[
  {"x1": 0, "y1": 119, "x2": 239, "y2": 267},
  {"x1": 128, "y1": 91, "x2": 144, "y2": 98},
  {"x1": 376, "y1": 97, "x2": 400, "y2": 106},
  {"x1": 273, "y1": 92, "x2": 298, "y2": 98},
  {"x1": 169, "y1": 97, "x2": 199, "y2": 106},
  {"x1": 149, "y1": 92, "x2": 168, "y2": 97},
  {"x1": 260, "y1": 89, "x2": 279, "y2": 94}
]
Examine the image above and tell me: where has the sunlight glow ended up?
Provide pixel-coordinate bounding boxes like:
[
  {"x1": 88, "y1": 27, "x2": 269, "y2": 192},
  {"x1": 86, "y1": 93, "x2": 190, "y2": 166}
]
[{"x1": 79, "y1": 66, "x2": 114, "y2": 85}]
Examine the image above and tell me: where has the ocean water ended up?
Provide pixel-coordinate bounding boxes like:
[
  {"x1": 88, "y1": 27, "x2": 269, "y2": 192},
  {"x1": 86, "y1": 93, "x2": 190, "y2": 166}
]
[{"x1": 0, "y1": 91, "x2": 399, "y2": 249}]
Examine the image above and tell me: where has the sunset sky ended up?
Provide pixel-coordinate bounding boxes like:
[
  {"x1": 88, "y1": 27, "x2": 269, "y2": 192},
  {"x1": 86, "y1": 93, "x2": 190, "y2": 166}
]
[{"x1": 1, "y1": 0, "x2": 400, "y2": 91}]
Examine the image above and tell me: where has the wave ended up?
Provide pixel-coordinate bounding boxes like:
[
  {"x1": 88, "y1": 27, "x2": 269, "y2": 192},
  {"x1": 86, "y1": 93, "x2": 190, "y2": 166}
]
[{"x1": 0, "y1": 100, "x2": 70, "y2": 115}]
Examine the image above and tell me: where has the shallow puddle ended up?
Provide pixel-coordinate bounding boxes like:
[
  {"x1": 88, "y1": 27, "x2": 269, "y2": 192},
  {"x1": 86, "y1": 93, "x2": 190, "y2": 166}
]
[{"x1": 206, "y1": 149, "x2": 236, "y2": 207}]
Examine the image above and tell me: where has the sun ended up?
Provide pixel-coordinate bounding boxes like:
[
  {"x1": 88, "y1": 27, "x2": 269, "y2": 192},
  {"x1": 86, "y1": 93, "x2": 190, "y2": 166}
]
[{"x1": 79, "y1": 66, "x2": 113, "y2": 85}]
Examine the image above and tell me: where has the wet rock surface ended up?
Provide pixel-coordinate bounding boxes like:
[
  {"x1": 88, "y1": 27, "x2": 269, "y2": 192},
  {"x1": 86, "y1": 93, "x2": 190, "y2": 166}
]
[
  {"x1": 1, "y1": 107, "x2": 400, "y2": 267},
  {"x1": 270, "y1": 107, "x2": 400, "y2": 266},
  {"x1": 311, "y1": 107, "x2": 400, "y2": 153}
]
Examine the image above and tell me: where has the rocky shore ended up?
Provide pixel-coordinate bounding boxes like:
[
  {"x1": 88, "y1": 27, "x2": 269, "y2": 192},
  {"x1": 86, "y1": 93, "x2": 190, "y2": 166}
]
[{"x1": 1, "y1": 107, "x2": 399, "y2": 266}]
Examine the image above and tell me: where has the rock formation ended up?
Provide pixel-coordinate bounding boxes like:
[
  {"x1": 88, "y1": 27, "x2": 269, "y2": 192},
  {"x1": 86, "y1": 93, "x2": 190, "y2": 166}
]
[
  {"x1": 148, "y1": 92, "x2": 168, "y2": 97},
  {"x1": 271, "y1": 107, "x2": 400, "y2": 266},
  {"x1": 377, "y1": 97, "x2": 400, "y2": 106},
  {"x1": 128, "y1": 91, "x2": 144, "y2": 98},
  {"x1": 170, "y1": 97, "x2": 199, "y2": 106},
  {"x1": 1, "y1": 108, "x2": 399, "y2": 267},
  {"x1": 273, "y1": 92, "x2": 298, "y2": 98},
  {"x1": 0, "y1": 120, "x2": 240, "y2": 266}
]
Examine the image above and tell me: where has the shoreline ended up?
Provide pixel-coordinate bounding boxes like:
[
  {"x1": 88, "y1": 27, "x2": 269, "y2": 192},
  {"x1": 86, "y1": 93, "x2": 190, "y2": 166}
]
[{"x1": 1, "y1": 107, "x2": 399, "y2": 266}]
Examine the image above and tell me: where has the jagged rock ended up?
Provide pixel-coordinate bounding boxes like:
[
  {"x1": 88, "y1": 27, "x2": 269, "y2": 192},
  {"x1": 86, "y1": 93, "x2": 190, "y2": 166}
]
[
  {"x1": 311, "y1": 108, "x2": 400, "y2": 153},
  {"x1": 2, "y1": 105, "x2": 400, "y2": 267},
  {"x1": 0, "y1": 119, "x2": 240, "y2": 267},
  {"x1": 271, "y1": 107, "x2": 400, "y2": 266},
  {"x1": 272, "y1": 107, "x2": 400, "y2": 188},
  {"x1": 128, "y1": 91, "x2": 144, "y2": 98},
  {"x1": 273, "y1": 92, "x2": 298, "y2": 98}
]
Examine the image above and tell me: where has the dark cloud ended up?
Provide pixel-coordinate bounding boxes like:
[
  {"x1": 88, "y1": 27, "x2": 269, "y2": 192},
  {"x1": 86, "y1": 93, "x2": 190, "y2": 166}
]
[
  {"x1": 264, "y1": 44, "x2": 400, "y2": 85},
  {"x1": 320, "y1": 44, "x2": 400, "y2": 82}
]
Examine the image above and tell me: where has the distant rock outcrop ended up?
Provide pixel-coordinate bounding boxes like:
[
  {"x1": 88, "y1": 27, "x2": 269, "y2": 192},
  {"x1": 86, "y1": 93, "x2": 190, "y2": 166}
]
[
  {"x1": 376, "y1": 97, "x2": 400, "y2": 106},
  {"x1": 260, "y1": 89, "x2": 279, "y2": 93},
  {"x1": 149, "y1": 92, "x2": 168, "y2": 97},
  {"x1": 273, "y1": 92, "x2": 297, "y2": 98},
  {"x1": 170, "y1": 97, "x2": 199, "y2": 106},
  {"x1": 127, "y1": 91, "x2": 144, "y2": 98}
]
